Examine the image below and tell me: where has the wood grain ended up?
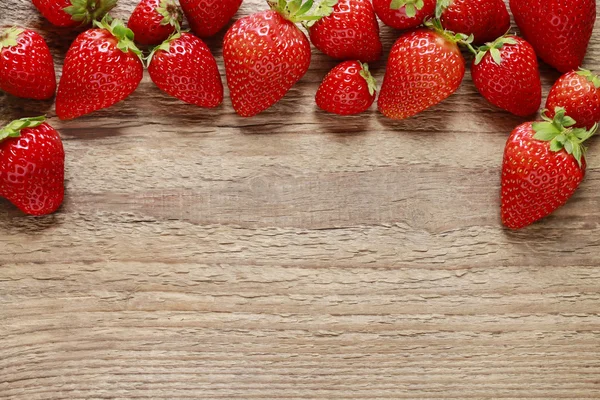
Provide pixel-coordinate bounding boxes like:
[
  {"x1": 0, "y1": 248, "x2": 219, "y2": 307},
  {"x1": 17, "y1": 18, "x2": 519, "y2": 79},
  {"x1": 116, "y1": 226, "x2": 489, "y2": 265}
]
[{"x1": 1, "y1": 1, "x2": 600, "y2": 399}]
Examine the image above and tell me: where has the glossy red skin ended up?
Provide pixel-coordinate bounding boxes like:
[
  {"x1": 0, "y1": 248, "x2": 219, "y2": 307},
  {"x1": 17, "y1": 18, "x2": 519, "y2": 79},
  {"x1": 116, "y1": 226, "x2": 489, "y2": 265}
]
[
  {"x1": 0, "y1": 123, "x2": 64, "y2": 216},
  {"x1": 501, "y1": 122, "x2": 585, "y2": 230},
  {"x1": 316, "y1": 61, "x2": 376, "y2": 115},
  {"x1": 510, "y1": 0, "x2": 596, "y2": 73},
  {"x1": 31, "y1": 0, "x2": 78, "y2": 27},
  {"x1": 149, "y1": 33, "x2": 223, "y2": 108},
  {"x1": 56, "y1": 29, "x2": 144, "y2": 120},
  {"x1": 440, "y1": 0, "x2": 510, "y2": 44},
  {"x1": 378, "y1": 29, "x2": 465, "y2": 120},
  {"x1": 223, "y1": 10, "x2": 311, "y2": 117},
  {"x1": 0, "y1": 30, "x2": 56, "y2": 100},
  {"x1": 471, "y1": 37, "x2": 541, "y2": 117},
  {"x1": 180, "y1": 0, "x2": 242, "y2": 38},
  {"x1": 128, "y1": 0, "x2": 176, "y2": 45},
  {"x1": 309, "y1": 0, "x2": 382, "y2": 63},
  {"x1": 372, "y1": 0, "x2": 436, "y2": 30},
  {"x1": 546, "y1": 72, "x2": 600, "y2": 129}
]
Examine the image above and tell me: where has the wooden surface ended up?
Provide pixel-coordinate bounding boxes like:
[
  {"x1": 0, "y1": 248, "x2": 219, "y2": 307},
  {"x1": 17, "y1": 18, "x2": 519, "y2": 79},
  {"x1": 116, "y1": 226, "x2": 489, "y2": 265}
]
[{"x1": 2, "y1": 1, "x2": 600, "y2": 399}]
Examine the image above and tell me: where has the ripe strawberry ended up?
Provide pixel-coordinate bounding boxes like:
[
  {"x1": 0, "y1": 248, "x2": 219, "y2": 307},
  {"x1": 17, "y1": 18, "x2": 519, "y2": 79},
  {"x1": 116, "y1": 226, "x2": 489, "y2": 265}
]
[
  {"x1": 56, "y1": 17, "x2": 144, "y2": 120},
  {"x1": 316, "y1": 60, "x2": 376, "y2": 115},
  {"x1": 378, "y1": 23, "x2": 466, "y2": 120},
  {"x1": 309, "y1": 0, "x2": 382, "y2": 63},
  {"x1": 545, "y1": 69, "x2": 600, "y2": 130},
  {"x1": 148, "y1": 32, "x2": 223, "y2": 108},
  {"x1": 0, "y1": 116, "x2": 64, "y2": 216},
  {"x1": 372, "y1": 0, "x2": 436, "y2": 30},
  {"x1": 510, "y1": 0, "x2": 596, "y2": 73},
  {"x1": 128, "y1": 0, "x2": 182, "y2": 46},
  {"x1": 436, "y1": 0, "x2": 510, "y2": 44},
  {"x1": 180, "y1": 0, "x2": 243, "y2": 38},
  {"x1": 501, "y1": 108, "x2": 597, "y2": 229},
  {"x1": 470, "y1": 36, "x2": 541, "y2": 117},
  {"x1": 0, "y1": 27, "x2": 56, "y2": 100},
  {"x1": 31, "y1": 0, "x2": 117, "y2": 28}
]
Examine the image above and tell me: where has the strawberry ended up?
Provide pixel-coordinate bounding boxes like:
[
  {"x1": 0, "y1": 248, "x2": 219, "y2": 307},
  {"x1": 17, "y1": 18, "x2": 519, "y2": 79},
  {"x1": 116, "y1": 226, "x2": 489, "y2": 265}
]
[
  {"x1": 0, "y1": 27, "x2": 56, "y2": 100},
  {"x1": 309, "y1": 0, "x2": 382, "y2": 63},
  {"x1": 316, "y1": 60, "x2": 376, "y2": 115},
  {"x1": 509, "y1": 0, "x2": 596, "y2": 73},
  {"x1": 545, "y1": 69, "x2": 600, "y2": 130},
  {"x1": 470, "y1": 36, "x2": 541, "y2": 117},
  {"x1": 436, "y1": 0, "x2": 510, "y2": 45},
  {"x1": 127, "y1": 0, "x2": 182, "y2": 46},
  {"x1": 179, "y1": 0, "x2": 243, "y2": 38},
  {"x1": 377, "y1": 22, "x2": 466, "y2": 120},
  {"x1": 31, "y1": 0, "x2": 117, "y2": 28},
  {"x1": 56, "y1": 17, "x2": 144, "y2": 120},
  {"x1": 148, "y1": 32, "x2": 223, "y2": 108},
  {"x1": 372, "y1": 0, "x2": 436, "y2": 30},
  {"x1": 501, "y1": 108, "x2": 597, "y2": 229},
  {"x1": 0, "y1": 117, "x2": 64, "y2": 216}
]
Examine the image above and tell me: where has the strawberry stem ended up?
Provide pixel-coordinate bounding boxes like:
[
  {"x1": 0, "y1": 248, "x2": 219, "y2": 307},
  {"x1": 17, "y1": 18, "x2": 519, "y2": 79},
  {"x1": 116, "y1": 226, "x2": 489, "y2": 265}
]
[
  {"x1": 576, "y1": 68, "x2": 600, "y2": 89},
  {"x1": 473, "y1": 35, "x2": 518, "y2": 66},
  {"x1": 64, "y1": 0, "x2": 117, "y2": 25},
  {"x1": 0, "y1": 27, "x2": 25, "y2": 51},
  {"x1": 157, "y1": 0, "x2": 182, "y2": 32},
  {"x1": 146, "y1": 31, "x2": 181, "y2": 68},
  {"x1": 94, "y1": 15, "x2": 143, "y2": 60},
  {"x1": 425, "y1": 18, "x2": 473, "y2": 47},
  {"x1": 390, "y1": 0, "x2": 424, "y2": 18},
  {"x1": 0, "y1": 116, "x2": 46, "y2": 142},
  {"x1": 359, "y1": 62, "x2": 377, "y2": 96},
  {"x1": 268, "y1": 0, "x2": 338, "y2": 27},
  {"x1": 434, "y1": 0, "x2": 453, "y2": 19}
]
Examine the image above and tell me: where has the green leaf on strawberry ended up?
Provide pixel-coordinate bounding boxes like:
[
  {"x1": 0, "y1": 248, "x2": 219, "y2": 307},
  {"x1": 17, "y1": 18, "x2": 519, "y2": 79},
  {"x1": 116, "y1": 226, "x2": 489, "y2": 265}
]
[{"x1": 0, "y1": 116, "x2": 46, "y2": 142}]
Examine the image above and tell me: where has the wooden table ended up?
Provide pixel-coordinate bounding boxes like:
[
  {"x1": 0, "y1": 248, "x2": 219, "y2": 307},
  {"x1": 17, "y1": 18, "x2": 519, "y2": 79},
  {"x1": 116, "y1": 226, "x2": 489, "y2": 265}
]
[{"x1": 2, "y1": 1, "x2": 600, "y2": 398}]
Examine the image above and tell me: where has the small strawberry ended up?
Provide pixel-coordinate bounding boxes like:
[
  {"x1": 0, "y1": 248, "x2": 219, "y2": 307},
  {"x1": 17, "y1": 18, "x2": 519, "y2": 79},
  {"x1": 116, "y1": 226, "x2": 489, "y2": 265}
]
[
  {"x1": 0, "y1": 27, "x2": 56, "y2": 100},
  {"x1": 316, "y1": 60, "x2": 376, "y2": 115},
  {"x1": 510, "y1": 0, "x2": 596, "y2": 73},
  {"x1": 470, "y1": 36, "x2": 541, "y2": 117},
  {"x1": 56, "y1": 17, "x2": 144, "y2": 120},
  {"x1": 372, "y1": 0, "x2": 436, "y2": 30},
  {"x1": 545, "y1": 69, "x2": 600, "y2": 130},
  {"x1": 0, "y1": 116, "x2": 64, "y2": 216},
  {"x1": 180, "y1": 0, "x2": 243, "y2": 38},
  {"x1": 309, "y1": 0, "x2": 382, "y2": 63},
  {"x1": 127, "y1": 0, "x2": 182, "y2": 46},
  {"x1": 31, "y1": 0, "x2": 117, "y2": 28},
  {"x1": 148, "y1": 32, "x2": 223, "y2": 108},
  {"x1": 501, "y1": 108, "x2": 597, "y2": 229},
  {"x1": 436, "y1": 0, "x2": 510, "y2": 45}
]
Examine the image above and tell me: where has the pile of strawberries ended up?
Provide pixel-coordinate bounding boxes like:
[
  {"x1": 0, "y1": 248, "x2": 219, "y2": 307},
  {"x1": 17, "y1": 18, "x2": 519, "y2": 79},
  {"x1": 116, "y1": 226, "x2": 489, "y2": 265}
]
[{"x1": 0, "y1": 0, "x2": 599, "y2": 230}]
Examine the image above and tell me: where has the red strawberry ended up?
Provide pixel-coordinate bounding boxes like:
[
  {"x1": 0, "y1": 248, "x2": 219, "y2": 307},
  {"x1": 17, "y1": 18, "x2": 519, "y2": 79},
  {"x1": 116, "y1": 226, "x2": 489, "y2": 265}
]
[
  {"x1": 501, "y1": 108, "x2": 597, "y2": 229},
  {"x1": 128, "y1": 0, "x2": 182, "y2": 46},
  {"x1": 372, "y1": 0, "x2": 436, "y2": 30},
  {"x1": 31, "y1": 0, "x2": 117, "y2": 28},
  {"x1": 180, "y1": 0, "x2": 243, "y2": 38},
  {"x1": 470, "y1": 36, "x2": 541, "y2": 117},
  {"x1": 378, "y1": 24, "x2": 466, "y2": 120},
  {"x1": 509, "y1": 0, "x2": 596, "y2": 73},
  {"x1": 309, "y1": 0, "x2": 382, "y2": 63},
  {"x1": 0, "y1": 27, "x2": 56, "y2": 100},
  {"x1": 56, "y1": 17, "x2": 144, "y2": 120},
  {"x1": 148, "y1": 32, "x2": 223, "y2": 108},
  {"x1": 436, "y1": 0, "x2": 510, "y2": 44},
  {"x1": 545, "y1": 69, "x2": 600, "y2": 130},
  {"x1": 0, "y1": 116, "x2": 64, "y2": 216},
  {"x1": 316, "y1": 60, "x2": 376, "y2": 115}
]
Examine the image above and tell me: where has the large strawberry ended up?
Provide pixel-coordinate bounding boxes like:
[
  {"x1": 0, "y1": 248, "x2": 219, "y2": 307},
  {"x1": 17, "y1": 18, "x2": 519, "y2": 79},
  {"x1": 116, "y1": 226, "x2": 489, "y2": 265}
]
[
  {"x1": 0, "y1": 27, "x2": 56, "y2": 100},
  {"x1": 509, "y1": 0, "x2": 596, "y2": 73},
  {"x1": 127, "y1": 0, "x2": 182, "y2": 45},
  {"x1": 470, "y1": 36, "x2": 541, "y2": 117},
  {"x1": 436, "y1": 0, "x2": 510, "y2": 44},
  {"x1": 148, "y1": 32, "x2": 223, "y2": 108},
  {"x1": 179, "y1": 0, "x2": 243, "y2": 38},
  {"x1": 31, "y1": 0, "x2": 117, "y2": 28},
  {"x1": 545, "y1": 69, "x2": 600, "y2": 130},
  {"x1": 0, "y1": 116, "x2": 64, "y2": 216},
  {"x1": 316, "y1": 60, "x2": 376, "y2": 115},
  {"x1": 309, "y1": 0, "x2": 382, "y2": 63},
  {"x1": 56, "y1": 17, "x2": 144, "y2": 120},
  {"x1": 372, "y1": 0, "x2": 436, "y2": 30},
  {"x1": 501, "y1": 108, "x2": 597, "y2": 229}
]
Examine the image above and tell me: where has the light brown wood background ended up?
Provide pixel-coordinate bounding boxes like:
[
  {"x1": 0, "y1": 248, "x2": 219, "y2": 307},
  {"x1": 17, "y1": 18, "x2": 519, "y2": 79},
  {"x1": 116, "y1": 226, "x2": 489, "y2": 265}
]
[{"x1": 2, "y1": 1, "x2": 600, "y2": 399}]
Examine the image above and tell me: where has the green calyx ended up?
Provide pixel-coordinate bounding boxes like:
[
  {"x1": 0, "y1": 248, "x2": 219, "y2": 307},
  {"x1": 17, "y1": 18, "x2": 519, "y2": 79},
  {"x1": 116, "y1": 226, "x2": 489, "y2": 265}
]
[
  {"x1": 146, "y1": 31, "x2": 181, "y2": 67},
  {"x1": 434, "y1": 0, "x2": 453, "y2": 19},
  {"x1": 576, "y1": 68, "x2": 600, "y2": 89},
  {"x1": 267, "y1": 0, "x2": 338, "y2": 27},
  {"x1": 157, "y1": 0, "x2": 182, "y2": 31},
  {"x1": 425, "y1": 18, "x2": 473, "y2": 45},
  {"x1": 0, "y1": 116, "x2": 46, "y2": 143},
  {"x1": 390, "y1": 0, "x2": 424, "y2": 18},
  {"x1": 64, "y1": 0, "x2": 117, "y2": 25},
  {"x1": 359, "y1": 62, "x2": 377, "y2": 96},
  {"x1": 473, "y1": 35, "x2": 518, "y2": 66},
  {"x1": 533, "y1": 107, "x2": 598, "y2": 167},
  {"x1": 0, "y1": 27, "x2": 25, "y2": 51},
  {"x1": 94, "y1": 15, "x2": 143, "y2": 60}
]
